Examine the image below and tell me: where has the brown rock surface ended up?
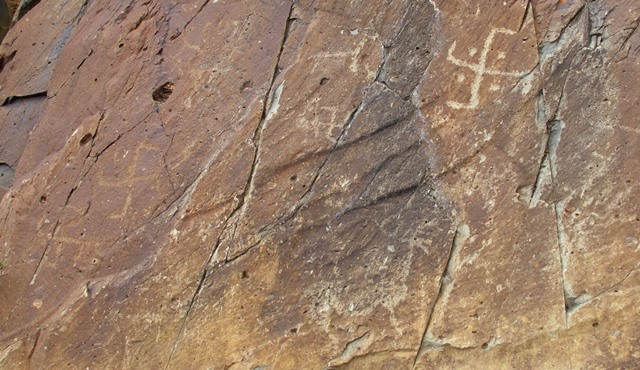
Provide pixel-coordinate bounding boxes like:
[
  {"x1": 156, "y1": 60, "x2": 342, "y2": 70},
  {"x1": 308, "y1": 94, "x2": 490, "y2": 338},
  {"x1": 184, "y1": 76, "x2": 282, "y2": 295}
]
[{"x1": 0, "y1": 0, "x2": 638, "y2": 368}]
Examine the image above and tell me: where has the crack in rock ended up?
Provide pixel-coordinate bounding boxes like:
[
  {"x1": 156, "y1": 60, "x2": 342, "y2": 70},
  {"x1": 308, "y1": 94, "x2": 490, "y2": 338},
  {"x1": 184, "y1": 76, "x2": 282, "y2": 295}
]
[
  {"x1": 326, "y1": 331, "x2": 372, "y2": 368},
  {"x1": 162, "y1": 3, "x2": 295, "y2": 368},
  {"x1": 413, "y1": 224, "x2": 469, "y2": 365}
]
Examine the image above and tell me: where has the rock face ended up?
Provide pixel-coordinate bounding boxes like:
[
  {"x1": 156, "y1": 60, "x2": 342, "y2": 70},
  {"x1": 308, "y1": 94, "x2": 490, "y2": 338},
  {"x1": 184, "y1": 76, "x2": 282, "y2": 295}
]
[
  {"x1": 0, "y1": 2, "x2": 10, "y2": 42},
  {"x1": 0, "y1": 0, "x2": 26, "y2": 40},
  {"x1": 0, "y1": 0, "x2": 639, "y2": 368}
]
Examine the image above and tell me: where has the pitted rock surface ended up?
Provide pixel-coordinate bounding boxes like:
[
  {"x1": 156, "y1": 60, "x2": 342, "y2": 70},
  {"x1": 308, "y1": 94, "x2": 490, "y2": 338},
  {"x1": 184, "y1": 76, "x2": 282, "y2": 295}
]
[{"x1": 0, "y1": 0, "x2": 639, "y2": 369}]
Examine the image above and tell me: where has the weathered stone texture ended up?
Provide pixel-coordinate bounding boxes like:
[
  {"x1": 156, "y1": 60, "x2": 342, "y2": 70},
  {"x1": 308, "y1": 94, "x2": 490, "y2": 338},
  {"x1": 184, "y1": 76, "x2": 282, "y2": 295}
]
[{"x1": 0, "y1": 0, "x2": 638, "y2": 369}]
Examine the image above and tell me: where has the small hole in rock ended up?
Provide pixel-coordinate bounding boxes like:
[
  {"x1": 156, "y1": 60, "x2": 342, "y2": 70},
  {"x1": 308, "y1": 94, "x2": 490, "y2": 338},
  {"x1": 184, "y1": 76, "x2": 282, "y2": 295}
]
[
  {"x1": 240, "y1": 80, "x2": 253, "y2": 91},
  {"x1": 592, "y1": 322, "x2": 599, "y2": 327},
  {"x1": 290, "y1": 328, "x2": 298, "y2": 334},
  {"x1": 40, "y1": 195, "x2": 47, "y2": 203},
  {"x1": 241, "y1": 271, "x2": 249, "y2": 279},
  {"x1": 320, "y1": 77, "x2": 329, "y2": 85},
  {"x1": 80, "y1": 133, "x2": 93, "y2": 145},
  {"x1": 152, "y1": 82, "x2": 174, "y2": 103},
  {"x1": 481, "y1": 342, "x2": 489, "y2": 349},
  {"x1": 290, "y1": 175, "x2": 297, "y2": 181}
]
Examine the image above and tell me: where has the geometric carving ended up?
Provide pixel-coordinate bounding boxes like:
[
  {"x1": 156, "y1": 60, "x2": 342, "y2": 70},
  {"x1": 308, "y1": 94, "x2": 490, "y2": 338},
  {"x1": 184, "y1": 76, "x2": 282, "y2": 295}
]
[
  {"x1": 96, "y1": 142, "x2": 160, "y2": 219},
  {"x1": 447, "y1": 28, "x2": 529, "y2": 110}
]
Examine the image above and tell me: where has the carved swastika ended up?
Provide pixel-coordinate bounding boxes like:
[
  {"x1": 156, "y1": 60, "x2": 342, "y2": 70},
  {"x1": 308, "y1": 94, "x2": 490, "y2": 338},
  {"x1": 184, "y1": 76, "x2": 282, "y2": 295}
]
[
  {"x1": 446, "y1": 28, "x2": 529, "y2": 110},
  {"x1": 96, "y1": 142, "x2": 160, "y2": 220}
]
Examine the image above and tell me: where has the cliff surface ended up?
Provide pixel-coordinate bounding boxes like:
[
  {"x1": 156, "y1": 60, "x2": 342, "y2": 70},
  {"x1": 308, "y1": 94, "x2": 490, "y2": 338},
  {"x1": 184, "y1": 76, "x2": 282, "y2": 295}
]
[{"x1": 0, "y1": 0, "x2": 639, "y2": 368}]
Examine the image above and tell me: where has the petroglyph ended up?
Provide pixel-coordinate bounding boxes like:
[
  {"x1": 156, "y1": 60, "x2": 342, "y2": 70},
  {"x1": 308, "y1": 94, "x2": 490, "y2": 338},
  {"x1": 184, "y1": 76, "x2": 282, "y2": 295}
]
[
  {"x1": 447, "y1": 28, "x2": 529, "y2": 110},
  {"x1": 96, "y1": 142, "x2": 160, "y2": 220},
  {"x1": 312, "y1": 35, "x2": 376, "y2": 76}
]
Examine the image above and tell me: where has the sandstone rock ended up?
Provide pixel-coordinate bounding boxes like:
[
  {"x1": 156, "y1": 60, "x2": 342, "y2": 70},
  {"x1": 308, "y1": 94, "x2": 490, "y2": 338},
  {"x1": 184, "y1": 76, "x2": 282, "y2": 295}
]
[{"x1": 0, "y1": 0, "x2": 638, "y2": 368}]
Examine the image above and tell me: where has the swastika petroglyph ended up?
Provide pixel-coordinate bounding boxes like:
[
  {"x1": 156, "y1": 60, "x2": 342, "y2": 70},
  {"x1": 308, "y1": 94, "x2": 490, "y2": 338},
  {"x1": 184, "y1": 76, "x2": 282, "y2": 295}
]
[
  {"x1": 447, "y1": 28, "x2": 529, "y2": 110},
  {"x1": 97, "y1": 142, "x2": 160, "y2": 220}
]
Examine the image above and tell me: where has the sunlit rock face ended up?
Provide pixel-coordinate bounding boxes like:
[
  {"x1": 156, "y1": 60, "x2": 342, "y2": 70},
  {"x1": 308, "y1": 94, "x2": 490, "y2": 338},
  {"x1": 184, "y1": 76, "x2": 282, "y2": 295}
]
[{"x1": 0, "y1": 0, "x2": 638, "y2": 368}]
